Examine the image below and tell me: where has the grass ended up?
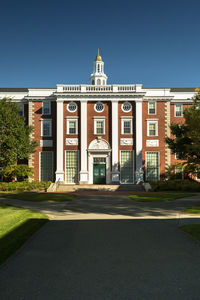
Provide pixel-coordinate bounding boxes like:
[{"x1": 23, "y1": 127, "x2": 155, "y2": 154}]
[
  {"x1": 184, "y1": 206, "x2": 200, "y2": 214},
  {"x1": 180, "y1": 225, "x2": 200, "y2": 242},
  {"x1": 0, "y1": 192, "x2": 75, "y2": 202},
  {"x1": 127, "y1": 192, "x2": 195, "y2": 202},
  {"x1": 0, "y1": 203, "x2": 48, "y2": 265}
]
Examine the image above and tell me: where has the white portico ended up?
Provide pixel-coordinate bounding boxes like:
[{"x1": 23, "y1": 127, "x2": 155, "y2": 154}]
[{"x1": 55, "y1": 50, "x2": 143, "y2": 184}]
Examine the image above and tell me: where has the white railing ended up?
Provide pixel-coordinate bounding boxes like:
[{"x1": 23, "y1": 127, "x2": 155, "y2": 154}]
[{"x1": 57, "y1": 84, "x2": 136, "y2": 93}]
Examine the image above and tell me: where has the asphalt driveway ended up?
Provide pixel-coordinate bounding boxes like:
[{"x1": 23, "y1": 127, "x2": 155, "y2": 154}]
[{"x1": 0, "y1": 194, "x2": 200, "y2": 299}]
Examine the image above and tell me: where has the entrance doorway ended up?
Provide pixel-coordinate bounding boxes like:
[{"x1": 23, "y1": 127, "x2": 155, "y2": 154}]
[{"x1": 93, "y1": 158, "x2": 106, "y2": 184}]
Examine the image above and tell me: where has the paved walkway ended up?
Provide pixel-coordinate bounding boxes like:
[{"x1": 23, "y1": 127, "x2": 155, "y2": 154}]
[{"x1": 0, "y1": 194, "x2": 200, "y2": 299}]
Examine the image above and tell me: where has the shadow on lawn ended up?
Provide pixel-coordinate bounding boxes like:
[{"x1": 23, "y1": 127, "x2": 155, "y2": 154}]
[{"x1": 0, "y1": 218, "x2": 48, "y2": 265}]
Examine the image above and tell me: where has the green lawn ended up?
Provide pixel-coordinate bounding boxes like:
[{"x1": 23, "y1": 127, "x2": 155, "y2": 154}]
[
  {"x1": 184, "y1": 206, "x2": 200, "y2": 214},
  {"x1": 0, "y1": 192, "x2": 75, "y2": 202},
  {"x1": 0, "y1": 203, "x2": 48, "y2": 265},
  {"x1": 180, "y1": 225, "x2": 200, "y2": 242},
  {"x1": 128, "y1": 192, "x2": 195, "y2": 202}
]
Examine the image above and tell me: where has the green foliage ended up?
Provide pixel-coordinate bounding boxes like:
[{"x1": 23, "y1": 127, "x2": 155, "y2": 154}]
[
  {"x1": 2, "y1": 192, "x2": 75, "y2": 202},
  {"x1": 128, "y1": 192, "x2": 193, "y2": 202},
  {"x1": 150, "y1": 179, "x2": 200, "y2": 192},
  {"x1": 3, "y1": 164, "x2": 34, "y2": 181},
  {"x1": 165, "y1": 90, "x2": 200, "y2": 174},
  {"x1": 0, "y1": 98, "x2": 37, "y2": 174},
  {"x1": 180, "y1": 225, "x2": 200, "y2": 242},
  {"x1": 0, "y1": 181, "x2": 51, "y2": 192}
]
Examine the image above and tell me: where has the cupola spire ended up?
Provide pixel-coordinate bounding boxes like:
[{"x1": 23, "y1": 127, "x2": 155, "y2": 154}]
[{"x1": 90, "y1": 49, "x2": 108, "y2": 85}]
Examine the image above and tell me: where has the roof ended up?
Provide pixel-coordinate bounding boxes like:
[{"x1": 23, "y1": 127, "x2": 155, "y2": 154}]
[
  {"x1": 170, "y1": 88, "x2": 196, "y2": 92},
  {"x1": 0, "y1": 88, "x2": 28, "y2": 92}
]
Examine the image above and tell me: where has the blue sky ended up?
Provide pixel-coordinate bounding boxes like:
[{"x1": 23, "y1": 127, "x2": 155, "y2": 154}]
[{"x1": 0, "y1": 0, "x2": 200, "y2": 88}]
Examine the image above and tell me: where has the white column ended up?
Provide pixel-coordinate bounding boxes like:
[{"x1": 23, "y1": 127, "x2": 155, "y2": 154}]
[
  {"x1": 135, "y1": 100, "x2": 143, "y2": 182},
  {"x1": 111, "y1": 100, "x2": 120, "y2": 183},
  {"x1": 79, "y1": 100, "x2": 88, "y2": 183},
  {"x1": 55, "y1": 100, "x2": 64, "y2": 182}
]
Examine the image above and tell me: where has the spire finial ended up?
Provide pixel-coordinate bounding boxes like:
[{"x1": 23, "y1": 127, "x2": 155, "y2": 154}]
[{"x1": 95, "y1": 49, "x2": 102, "y2": 62}]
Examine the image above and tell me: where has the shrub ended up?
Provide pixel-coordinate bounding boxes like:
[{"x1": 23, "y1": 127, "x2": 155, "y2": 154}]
[
  {"x1": 0, "y1": 181, "x2": 51, "y2": 192},
  {"x1": 150, "y1": 180, "x2": 200, "y2": 192},
  {"x1": 3, "y1": 164, "x2": 33, "y2": 181}
]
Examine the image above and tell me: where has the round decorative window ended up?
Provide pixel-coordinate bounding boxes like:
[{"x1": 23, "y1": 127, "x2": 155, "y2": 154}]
[
  {"x1": 94, "y1": 102, "x2": 104, "y2": 113},
  {"x1": 67, "y1": 102, "x2": 77, "y2": 112},
  {"x1": 122, "y1": 102, "x2": 132, "y2": 113}
]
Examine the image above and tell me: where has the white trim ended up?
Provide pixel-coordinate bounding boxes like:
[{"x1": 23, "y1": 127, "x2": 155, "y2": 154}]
[
  {"x1": 56, "y1": 100, "x2": 64, "y2": 182},
  {"x1": 88, "y1": 152, "x2": 111, "y2": 184},
  {"x1": 120, "y1": 150, "x2": 134, "y2": 184},
  {"x1": 121, "y1": 118, "x2": 133, "y2": 135},
  {"x1": 174, "y1": 103, "x2": 183, "y2": 117},
  {"x1": 41, "y1": 119, "x2": 52, "y2": 137},
  {"x1": 145, "y1": 151, "x2": 160, "y2": 181},
  {"x1": 148, "y1": 101, "x2": 156, "y2": 115},
  {"x1": 147, "y1": 120, "x2": 158, "y2": 137},
  {"x1": 136, "y1": 100, "x2": 143, "y2": 182},
  {"x1": 79, "y1": 100, "x2": 88, "y2": 183},
  {"x1": 111, "y1": 100, "x2": 119, "y2": 182},
  {"x1": 94, "y1": 119, "x2": 105, "y2": 135},
  {"x1": 66, "y1": 118, "x2": 78, "y2": 135}
]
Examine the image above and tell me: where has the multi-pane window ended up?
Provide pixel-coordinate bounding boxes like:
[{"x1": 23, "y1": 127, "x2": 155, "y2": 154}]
[
  {"x1": 42, "y1": 101, "x2": 51, "y2": 115},
  {"x1": 120, "y1": 151, "x2": 133, "y2": 183},
  {"x1": 146, "y1": 152, "x2": 159, "y2": 181},
  {"x1": 148, "y1": 102, "x2": 156, "y2": 114},
  {"x1": 67, "y1": 119, "x2": 78, "y2": 135},
  {"x1": 66, "y1": 151, "x2": 79, "y2": 183},
  {"x1": 147, "y1": 120, "x2": 158, "y2": 136},
  {"x1": 94, "y1": 119, "x2": 105, "y2": 134},
  {"x1": 175, "y1": 104, "x2": 183, "y2": 117},
  {"x1": 122, "y1": 119, "x2": 132, "y2": 134},
  {"x1": 18, "y1": 103, "x2": 24, "y2": 116},
  {"x1": 41, "y1": 119, "x2": 52, "y2": 137},
  {"x1": 94, "y1": 102, "x2": 104, "y2": 112},
  {"x1": 40, "y1": 151, "x2": 53, "y2": 181}
]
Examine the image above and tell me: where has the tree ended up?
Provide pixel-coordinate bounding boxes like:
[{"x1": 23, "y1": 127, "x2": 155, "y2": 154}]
[
  {"x1": 0, "y1": 98, "x2": 37, "y2": 178},
  {"x1": 165, "y1": 89, "x2": 200, "y2": 175}
]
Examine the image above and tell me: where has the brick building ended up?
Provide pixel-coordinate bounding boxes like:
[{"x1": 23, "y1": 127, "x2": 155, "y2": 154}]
[{"x1": 0, "y1": 51, "x2": 196, "y2": 184}]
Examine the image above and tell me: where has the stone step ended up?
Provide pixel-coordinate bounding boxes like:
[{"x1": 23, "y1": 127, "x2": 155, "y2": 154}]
[{"x1": 56, "y1": 184, "x2": 145, "y2": 192}]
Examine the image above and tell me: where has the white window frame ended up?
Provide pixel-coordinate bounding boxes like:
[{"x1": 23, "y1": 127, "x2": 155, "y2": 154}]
[
  {"x1": 94, "y1": 118, "x2": 105, "y2": 135},
  {"x1": 41, "y1": 119, "x2": 52, "y2": 137},
  {"x1": 67, "y1": 118, "x2": 78, "y2": 135},
  {"x1": 39, "y1": 151, "x2": 54, "y2": 181},
  {"x1": 121, "y1": 118, "x2": 133, "y2": 135},
  {"x1": 94, "y1": 102, "x2": 105, "y2": 113},
  {"x1": 42, "y1": 101, "x2": 51, "y2": 115},
  {"x1": 145, "y1": 151, "x2": 160, "y2": 181},
  {"x1": 174, "y1": 104, "x2": 183, "y2": 117},
  {"x1": 65, "y1": 150, "x2": 79, "y2": 184},
  {"x1": 121, "y1": 102, "x2": 132, "y2": 113},
  {"x1": 148, "y1": 101, "x2": 156, "y2": 115},
  {"x1": 67, "y1": 102, "x2": 77, "y2": 113},
  {"x1": 120, "y1": 150, "x2": 134, "y2": 184},
  {"x1": 147, "y1": 120, "x2": 158, "y2": 137}
]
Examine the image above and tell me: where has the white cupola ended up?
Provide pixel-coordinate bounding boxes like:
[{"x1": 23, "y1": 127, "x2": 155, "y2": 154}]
[{"x1": 90, "y1": 49, "x2": 108, "y2": 85}]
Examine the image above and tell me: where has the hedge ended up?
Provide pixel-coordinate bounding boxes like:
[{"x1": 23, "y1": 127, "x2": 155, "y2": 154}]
[
  {"x1": 0, "y1": 181, "x2": 51, "y2": 192},
  {"x1": 150, "y1": 180, "x2": 200, "y2": 192}
]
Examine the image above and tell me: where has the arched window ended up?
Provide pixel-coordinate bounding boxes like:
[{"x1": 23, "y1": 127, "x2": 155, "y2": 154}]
[
  {"x1": 97, "y1": 79, "x2": 101, "y2": 85},
  {"x1": 92, "y1": 80, "x2": 95, "y2": 85},
  {"x1": 97, "y1": 64, "x2": 100, "y2": 72}
]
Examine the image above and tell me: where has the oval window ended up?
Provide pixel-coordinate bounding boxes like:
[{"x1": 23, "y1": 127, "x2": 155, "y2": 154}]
[
  {"x1": 94, "y1": 102, "x2": 104, "y2": 113},
  {"x1": 122, "y1": 102, "x2": 132, "y2": 113},
  {"x1": 67, "y1": 102, "x2": 77, "y2": 112}
]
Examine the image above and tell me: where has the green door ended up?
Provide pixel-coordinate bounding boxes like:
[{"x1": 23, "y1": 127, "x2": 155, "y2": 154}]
[{"x1": 93, "y1": 164, "x2": 106, "y2": 184}]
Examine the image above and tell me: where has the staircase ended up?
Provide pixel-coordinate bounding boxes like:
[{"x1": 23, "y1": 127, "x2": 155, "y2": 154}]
[{"x1": 48, "y1": 183, "x2": 145, "y2": 192}]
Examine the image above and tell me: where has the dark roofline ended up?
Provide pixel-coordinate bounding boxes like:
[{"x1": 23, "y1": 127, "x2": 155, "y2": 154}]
[
  {"x1": 0, "y1": 88, "x2": 28, "y2": 92},
  {"x1": 170, "y1": 88, "x2": 196, "y2": 92}
]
